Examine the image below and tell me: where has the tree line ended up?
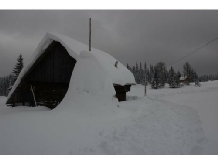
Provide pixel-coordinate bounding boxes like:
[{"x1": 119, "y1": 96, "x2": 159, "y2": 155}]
[
  {"x1": 127, "y1": 62, "x2": 202, "y2": 89},
  {"x1": 1, "y1": 54, "x2": 218, "y2": 96},
  {"x1": 199, "y1": 74, "x2": 218, "y2": 82}
]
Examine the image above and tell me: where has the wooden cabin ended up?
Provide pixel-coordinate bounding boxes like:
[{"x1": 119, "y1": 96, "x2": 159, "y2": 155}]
[
  {"x1": 179, "y1": 76, "x2": 190, "y2": 85},
  {"x1": 6, "y1": 33, "x2": 136, "y2": 109}
]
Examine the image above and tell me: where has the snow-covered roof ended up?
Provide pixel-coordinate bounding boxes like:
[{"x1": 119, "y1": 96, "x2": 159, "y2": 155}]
[
  {"x1": 180, "y1": 77, "x2": 185, "y2": 80},
  {"x1": 7, "y1": 32, "x2": 136, "y2": 101},
  {"x1": 180, "y1": 76, "x2": 188, "y2": 81}
]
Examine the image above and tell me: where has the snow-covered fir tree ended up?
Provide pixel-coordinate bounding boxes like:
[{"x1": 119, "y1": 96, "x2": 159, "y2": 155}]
[
  {"x1": 151, "y1": 66, "x2": 159, "y2": 89},
  {"x1": 0, "y1": 75, "x2": 13, "y2": 96},
  {"x1": 175, "y1": 73, "x2": 180, "y2": 88},
  {"x1": 12, "y1": 54, "x2": 24, "y2": 85},
  {"x1": 127, "y1": 63, "x2": 132, "y2": 72},
  {"x1": 182, "y1": 62, "x2": 199, "y2": 84},
  {"x1": 149, "y1": 65, "x2": 154, "y2": 84},
  {"x1": 177, "y1": 71, "x2": 181, "y2": 79},
  {"x1": 183, "y1": 62, "x2": 192, "y2": 78},
  {"x1": 144, "y1": 62, "x2": 147, "y2": 86},
  {"x1": 132, "y1": 62, "x2": 145, "y2": 84},
  {"x1": 144, "y1": 63, "x2": 146, "y2": 72},
  {"x1": 135, "y1": 62, "x2": 139, "y2": 71},
  {"x1": 168, "y1": 66, "x2": 179, "y2": 88},
  {"x1": 147, "y1": 68, "x2": 150, "y2": 85},
  {"x1": 132, "y1": 66, "x2": 136, "y2": 73},
  {"x1": 156, "y1": 62, "x2": 167, "y2": 88},
  {"x1": 134, "y1": 70, "x2": 141, "y2": 84},
  {"x1": 194, "y1": 73, "x2": 201, "y2": 86}
]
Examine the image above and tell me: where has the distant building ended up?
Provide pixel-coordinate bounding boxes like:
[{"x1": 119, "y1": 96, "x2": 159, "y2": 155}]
[{"x1": 179, "y1": 76, "x2": 190, "y2": 85}]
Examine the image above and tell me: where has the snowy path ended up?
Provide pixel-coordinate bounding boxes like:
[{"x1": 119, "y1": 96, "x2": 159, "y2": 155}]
[
  {"x1": 128, "y1": 81, "x2": 218, "y2": 154},
  {"x1": 160, "y1": 84, "x2": 218, "y2": 154},
  {"x1": 81, "y1": 98, "x2": 204, "y2": 154}
]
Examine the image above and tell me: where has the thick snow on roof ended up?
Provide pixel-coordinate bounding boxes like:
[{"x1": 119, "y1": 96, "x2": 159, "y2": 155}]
[
  {"x1": 180, "y1": 76, "x2": 188, "y2": 81},
  {"x1": 180, "y1": 77, "x2": 185, "y2": 80},
  {"x1": 7, "y1": 32, "x2": 135, "y2": 101}
]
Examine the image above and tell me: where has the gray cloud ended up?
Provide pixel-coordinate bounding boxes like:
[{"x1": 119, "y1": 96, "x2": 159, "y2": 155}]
[{"x1": 0, "y1": 10, "x2": 218, "y2": 76}]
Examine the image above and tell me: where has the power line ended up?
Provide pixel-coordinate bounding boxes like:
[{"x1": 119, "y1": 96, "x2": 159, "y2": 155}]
[{"x1": 167, "y1": 37, "x2": 218, "y2": 67}]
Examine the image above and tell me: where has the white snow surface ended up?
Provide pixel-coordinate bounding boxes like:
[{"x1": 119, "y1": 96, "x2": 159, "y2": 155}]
[
  {"x1": 7, "y1": 32, "x2": 135, "y2": 101},
  {"x1": 59, "y1": 51, "x2": 116, "y2": 102},
  {"x1": 1, "y1": 81, "x2": 218, "y2": 154}
]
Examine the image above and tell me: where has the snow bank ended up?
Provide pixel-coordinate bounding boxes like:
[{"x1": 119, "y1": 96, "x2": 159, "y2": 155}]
[
  {"x1": 1, "y1": 80, "x2": 213, "y2": 154},
  {"x1": 7, "y1": 32, "x2": 135, "y2": 102},
  {"x1": 67, "y1": 51, "x2": 115, "y2": 98}
]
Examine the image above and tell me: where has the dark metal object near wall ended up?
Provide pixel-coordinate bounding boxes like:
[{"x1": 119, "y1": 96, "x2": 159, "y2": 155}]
[{"x1": 113, "y1": 84, "x2": 131, "y2": 101}]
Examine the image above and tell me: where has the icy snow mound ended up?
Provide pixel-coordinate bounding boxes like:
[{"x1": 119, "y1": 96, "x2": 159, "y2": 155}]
[
  {"x1": 68, "y1": 51, "x2": 115, "y2": 98},
  {"x1": 7, "y1": 32, "x2": 135, "y2": 101},
  {"x1": 57, "y1": 50, "x2": 135, "y2": 111}
]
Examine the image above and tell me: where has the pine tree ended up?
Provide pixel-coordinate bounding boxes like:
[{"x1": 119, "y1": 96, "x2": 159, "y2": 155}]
[
  {"x1": 156, "y1": 62, "x2": 167, "y2": 87},
  {"x1": 151, "y1": 66, "x2": 159, "y2": 89},
  {"x1": 0, "y1": 75, "x2": 13, "y2": 96},
  {"x1": 177, "y1": 71, "x2": 181, "y2": 79},
  {"x1": 134, "y1": 70, "x2": 141, "y2": 84},
  {"x1": 144, "y1": 62, "x2": 147, "y2": 86},
  {"x1": 168, "y1": 66, "x2": 174, "y2": 87},
  {"x1": 144, "y1": 62, "x2": 146, "y2": 72},
  {"x1": 132, "y1": 63, "x2": 140, "y2": 84},
  {"x1": 132, "y1": 66, "x2": 136, "y2": 73},
  {"x1": 147, "y1": 68, "x2": 150, "y2": 84},
  {"x1": 195, "y1": 74, "x2": 201, "y2": 86},
  {"x1": 135, "y1": 62, "x2": 139, "y2": 71},
  {"x1": 12, "y1": 54, "x2": 24, "y2": 85},
  {"x1": 127, "y1": 63, "x2": 131, "y2": 72},
  {"x1": 183, "y1": 62, "x2": 192, "y2": 78},
  {"x1": 175, "y1": 72, "x2": 180, "y2": 88},
  {"x1": 149, "y1": 65, "x2": 154, "y2": 84},
  {"x1": 139, "y1": 68, "x2": 144, "y2": 85},
  {"x1": 168, "y1": 66, "x2": 178, "y2": 88}
]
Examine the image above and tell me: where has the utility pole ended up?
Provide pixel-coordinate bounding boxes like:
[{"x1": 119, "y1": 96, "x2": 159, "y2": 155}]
[
  {"x1": 144, "y1": 73, "x2": 147, "y2": 96},
  {"x1": 89, "y1": 18, "x2": 91, "y2": 51},
  {"x1": 144, "y1": 65, "x2": 147, "y2": 96}
]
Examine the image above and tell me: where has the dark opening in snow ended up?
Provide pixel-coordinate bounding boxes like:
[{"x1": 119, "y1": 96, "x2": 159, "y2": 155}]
[{"x1": 113, "y1": 84, "x2": 132, "y2": 101}]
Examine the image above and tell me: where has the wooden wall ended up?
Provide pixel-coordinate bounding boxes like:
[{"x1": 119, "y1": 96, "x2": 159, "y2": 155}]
[
  {"x1": 7, "y1": 41, "x2": 77, "y2": 109},
  {"x1": 24, "y1": 41, "x2": 76, "y2": 83}
]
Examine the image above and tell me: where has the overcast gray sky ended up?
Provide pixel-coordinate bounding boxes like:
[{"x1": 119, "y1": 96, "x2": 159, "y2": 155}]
[{"x1": 0, "y1": 10, "x2": 218, "y2": 76}]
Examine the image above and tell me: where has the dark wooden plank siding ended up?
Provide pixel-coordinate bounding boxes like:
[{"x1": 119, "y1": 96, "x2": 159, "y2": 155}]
[
  {"x1": 25, "y1": 41, "x2": 76, "y2": 83},
  {"x1": 7, "y1": 41, "x2": 77, "y2": 108}
]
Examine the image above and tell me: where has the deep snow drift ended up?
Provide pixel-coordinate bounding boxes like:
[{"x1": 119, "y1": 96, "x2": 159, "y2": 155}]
[{"x1": 1, "y1": 81, "x2": 218, "y2": 154}]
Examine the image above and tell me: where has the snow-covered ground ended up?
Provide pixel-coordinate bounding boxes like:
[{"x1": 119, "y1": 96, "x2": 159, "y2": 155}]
[{"x1": 0, "y1": 81, "x2": 218, "y2": 154}]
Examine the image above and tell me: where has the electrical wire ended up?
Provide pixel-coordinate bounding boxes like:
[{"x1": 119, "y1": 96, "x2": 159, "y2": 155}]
[{"x1": 167, "y1": 37, "x2": 218, "y2": 67}]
